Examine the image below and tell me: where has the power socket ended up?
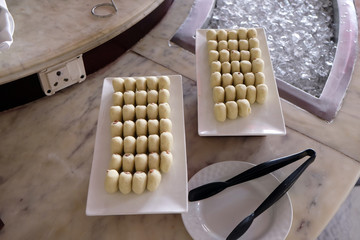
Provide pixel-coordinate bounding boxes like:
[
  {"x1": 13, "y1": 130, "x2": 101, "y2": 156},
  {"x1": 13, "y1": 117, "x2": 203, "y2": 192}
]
[{"x1": 38, "y1": 55, "x2": 86, "y2": 95}]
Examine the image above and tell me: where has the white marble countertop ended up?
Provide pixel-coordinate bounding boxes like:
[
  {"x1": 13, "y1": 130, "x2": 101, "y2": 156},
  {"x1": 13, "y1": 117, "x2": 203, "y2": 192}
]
[{"x1": 0, "y1": 0, "x2": 360, "y2": 239}]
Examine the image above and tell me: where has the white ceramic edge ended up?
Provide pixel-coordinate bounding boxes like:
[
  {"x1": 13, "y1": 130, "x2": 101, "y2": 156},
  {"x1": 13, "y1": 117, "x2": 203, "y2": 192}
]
[
  {"x1": 86, "y1": 75, "x2": 188, "y2": 216},
  {"x1": 196, "y1": 28, "x2": 286, "y2": 136}
]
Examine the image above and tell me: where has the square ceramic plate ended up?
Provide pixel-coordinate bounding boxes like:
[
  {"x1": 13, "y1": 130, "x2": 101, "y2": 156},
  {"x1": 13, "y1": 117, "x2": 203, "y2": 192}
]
[
  {"x1": 196, "y1": 28, "x2": 286, "y2": 136},
  {"x1": 86, "y1": 75, "x2": 188, "y2": 215}
]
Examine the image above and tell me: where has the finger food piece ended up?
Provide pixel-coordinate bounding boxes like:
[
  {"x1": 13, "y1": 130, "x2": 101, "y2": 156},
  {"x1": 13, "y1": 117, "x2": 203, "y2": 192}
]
[
  {"x1": 160, "y1": 132, "x2": 173, "y2": 152},
  {"x1": 109, "y1": 154, "x2": 122, "y2": 171},
  {"x1": 124, "y1": 77, "x2": 136, "y2": 91},
  {"x1": 228, "y1": 39, "x2": 238, "y2": 51},
  {"x1": 225, "y1": 85, "x2": 236, "y2": 102},
  {"x1": 135, "y1": 105, "x2": 147, "y2": 119},
  {"x1": 132, "y1": 171, "x2": 147, "y2": 194},
  {"x1": 249, "y1": 38, "x2": 259, "y2": 49},
  {"x1": 122, "y1": 153, "x2": 135, "y2": 172},
  {"x1": 231, "y1": 61, "x2": 240, "y2": 73},
  {"x1": 110, "y1": 106, "x2": 122, "y2": 122},
  {"x1": 247, "y1": 28, "x2": 257, "y2": 38},
  {"x1": 228, "y1": 30, "x2": 238, "y2": 40},
  {"x1": 206, "y1": 29, "x2": 217, "y2": 41},
  {"x1": 240, "y1": 50, "x2": 250, "y2": 61},
  {"x1": 159, "y1": 118, "x2": 172, "y2": 133},
  {"x1": 159, "y1": 89, "x2": 170, "y2": 103},
  {"x1": 113, "y1": 92, "x2": 124, "y2": 106},
  {"x1": 160, "y1": 151, "x2": 173, "y2": 173},
  {"x1": 122, "y1": 104, "x2": 135, "y2": 121},
  {"x1": 252, "y1": 58, "x2": 264, "y2": 73},
  {"x1": 218, "y1": 40, "x2": 228, "y2": 51},
  {"x1": 136, "y1": 135, "x2": 148, "y2": 154},
  {"x1": 146, "y1": 76, "x2": 159, "y2": 90},
  {"x1": 244, "y1": 72, "x2": 255, "y2": 86},
  {"x1": 240, "y1": 60, "x2": 252, "y2": 74},
  {"x1": 211, "y1": 61, "x2": 221, "y2": 73},
  {"x1": 123, "y1": 120, "x2": 135, "y2": 137},
  {"x1": 159, "y1": 103, "x2": 171, "y2": 119},
  {"x1": 119, "y1": 172, "x2": 132, "y2": 194},
  {"x1": 221, "y1": 73, "x2": 233, "y2": 87},
  {"x1": 207, "y1": 40, "x2": 218, "y2": 51},
  {"x1": 111, "y1": 136, "x2": 123, "y2": 154},
  {"x1": 221, "y1": 62, "x2": 231, "y2": 74},
  {"x1": 233, "y1": 72, "x2": 244, "y2": 85},
  {"x1": 237, "y1": 99, "x2": 251, "y2": 117},
  {"x1": 147, "y1": 103, "x2": 159, "y2": 119},
  {"x1": 158, "y1": 76, "x2": 170, "y2": 90},
  {"x1": 239, "y1": 40, "x2": 249, "y2": 51},
  {"x1": 124, "y1": 136, "x2": 136, "y2": 154},
  {"x1": 246, "y1": 85, "x2": 256, "y2": 104},
  {"x1": 210, "y1": 72, "x2": 222, "y2": 88},
  {"x1": 136, "y1": 119, "x2": 147, "y2": 136},
  {"x1": 238, "y1": 28, "x2": 248, "y2": 40},
  {"x1": 105, "y1": 169, "x2": 119, "y2": 193},
  {"x1": 255, "y1": 72, "x2": 265, "y2": 86},
  {"x1": 135, "y1": 77, "x2": 147, "y2": 91},
  {"x1": 214, "y1": 103, "x2": 226, "y2": 122},
  {"x1": 148, "y1": 134, "x2": 160, "y2": 153},
  {"x1": 217, "y1": 29, "x2": 227, "y2": 41},
  {"x1": 230, "y1": 50, "x2": 240, "y2": 61},
  {"x1": 256, "y1": 84, "x2": 268, "y2": 104},
  {"x1": 148, "y1": 152, "x2": 160, "y2": 170},
  {"x1": 135, "y1": 90, "x2": 147, "y2": 105},
  {"x1": 148, "y1": 119, "x2": 159, "y2": 135},
  {"x1": 112, "y1": 77, "x2": 125, "y2": 92},
  {"x1": 219, "y1": 49, "x2": 230, "y2": 63},
  {"x1": 135, "y1": 154, "x2": 148, "y2": 172},
  {"x1": 147, "y1": 169, "x2": 162, "y2": 192},
  {"x1": 250, "y1": 48, "x2": 262, "y2": 61},
  {"x1": 235, "y1": 84, "x2": 247, "y2": 100},
  {"x1": 213, "y1": 86, "x2": 225, "y2": 103},
  {"x1": 111, "y1": 121, "x2": 123, "y2": 137},
  {"x1": 226, "y1": 101, "x2": 238, "y2": 120},
  {"x1": 124, "y1": 91, "x2": 135, "y2": 105}
]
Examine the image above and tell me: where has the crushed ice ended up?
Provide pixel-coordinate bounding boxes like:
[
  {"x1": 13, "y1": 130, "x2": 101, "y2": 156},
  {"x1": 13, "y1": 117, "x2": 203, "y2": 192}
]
[{"x1": 205, "y1": 0, "x2": 337, "y2": 97}]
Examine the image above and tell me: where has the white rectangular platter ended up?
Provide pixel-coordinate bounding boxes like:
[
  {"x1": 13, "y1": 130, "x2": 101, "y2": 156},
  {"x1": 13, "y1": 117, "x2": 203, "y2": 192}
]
[
  {"x1": 196, "y1": 28, "x2": 286, "y2": 136},
  {"x1": 86, "y1": 75, "x2": 188, "y2": 215}
]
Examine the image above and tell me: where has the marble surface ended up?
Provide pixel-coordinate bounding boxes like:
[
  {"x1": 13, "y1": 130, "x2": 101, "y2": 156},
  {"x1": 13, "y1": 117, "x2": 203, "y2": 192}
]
[
  {"x1": 0, "y1": 51, "x2": 359, "y2": 240},
  {"x1": 0, "y1": 0, "x2": 163, "y2": 84},
  {"x1": 0, "y1": 0, "x2": 360, "y2": 240}
]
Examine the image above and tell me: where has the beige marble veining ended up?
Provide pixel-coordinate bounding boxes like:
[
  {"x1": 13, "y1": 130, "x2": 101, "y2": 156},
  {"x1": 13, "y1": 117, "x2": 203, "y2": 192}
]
[
  {"x1": 0, "y1": 0, "x2": 163, "y2": 84},
  {"x1": 0, "y1": 51, "x2": 359, "y2": 240}
]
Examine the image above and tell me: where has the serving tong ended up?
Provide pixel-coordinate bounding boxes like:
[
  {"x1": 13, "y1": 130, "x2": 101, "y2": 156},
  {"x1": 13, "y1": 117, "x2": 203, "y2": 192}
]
[{"x1": 188, "y1": 149, "x2": 316, "y2": 240}]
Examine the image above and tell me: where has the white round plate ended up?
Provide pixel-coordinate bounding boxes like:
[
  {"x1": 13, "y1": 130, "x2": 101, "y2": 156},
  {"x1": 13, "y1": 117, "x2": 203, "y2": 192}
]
[{"x1": 182, "y1": 161, "x2": 293, "y2": 240}]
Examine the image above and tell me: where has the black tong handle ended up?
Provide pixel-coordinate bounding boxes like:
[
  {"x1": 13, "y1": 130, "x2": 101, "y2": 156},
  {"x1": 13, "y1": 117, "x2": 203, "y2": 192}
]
[
  {"x1": 227, "y1": 149, "x2": 316, "y2": 240},
  {"x1": 188, "y1": 149, "x2": 316, "y2": 202}
]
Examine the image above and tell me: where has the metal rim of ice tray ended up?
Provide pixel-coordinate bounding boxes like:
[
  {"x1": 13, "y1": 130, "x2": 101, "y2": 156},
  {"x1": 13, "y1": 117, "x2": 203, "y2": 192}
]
[{"x1": 171, "y1": 0, "x2": 358, "y2": 122}]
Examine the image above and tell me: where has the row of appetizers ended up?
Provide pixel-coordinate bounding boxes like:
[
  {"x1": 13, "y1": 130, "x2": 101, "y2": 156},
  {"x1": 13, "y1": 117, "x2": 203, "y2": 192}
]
[
  {"x1": 105, "y1": 169, "x2": 162, "y2": 194},
  {"x1": 112, "y1": 76, "x2": 170, "y2": 92},
  {"x1": 206, "y1": 28, "x2": 258, "y2": 41},
  {"x1": 112, "y1": 89, "x2": 170, "y2": 106},
  {"x1": 213, "y1": 84, "x2": 268, "y2": 105},
  {"x1": 108, "y1": 151, "x2": 173, "y2": 174},
  {"x1": 111, "y1": 133, "x2": 173, "y2": 155},
  {"x1": 111, "y1": 118, "x2": 172, "y2": 137},
  {"x1": 110, "y1": 103, "x2": 171, "y2": 122}
]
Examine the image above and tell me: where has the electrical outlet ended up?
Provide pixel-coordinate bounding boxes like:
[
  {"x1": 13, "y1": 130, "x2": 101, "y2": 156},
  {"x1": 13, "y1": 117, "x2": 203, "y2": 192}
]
[{"x1": 38, "y1": 55, "x2": 86, "y2": 95}]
